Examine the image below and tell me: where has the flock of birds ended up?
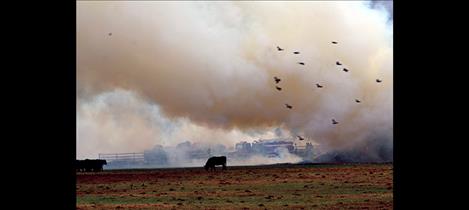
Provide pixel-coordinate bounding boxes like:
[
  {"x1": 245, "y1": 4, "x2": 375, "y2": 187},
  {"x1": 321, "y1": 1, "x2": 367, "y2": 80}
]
[
  {"x1": 106, "y1": 32, "x2": 384, "y2": 142},
  {"x1": 274, "y1": 42, "x2": 383, "y2": 141}
]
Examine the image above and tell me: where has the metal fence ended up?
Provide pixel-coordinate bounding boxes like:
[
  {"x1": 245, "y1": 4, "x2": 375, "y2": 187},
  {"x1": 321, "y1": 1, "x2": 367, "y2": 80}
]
[{"x1": 98, "y1": 153, "x2": 145, "y2": 162}]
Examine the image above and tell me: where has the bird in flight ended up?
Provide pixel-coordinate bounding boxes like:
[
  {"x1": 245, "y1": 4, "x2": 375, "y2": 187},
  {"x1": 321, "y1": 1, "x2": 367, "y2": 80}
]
[
  {"x1": 376, "y1": 79, "x2": 382, "y2": 83},
  {"x1": 332, "y1": 119, "x2": 339, "y2": 124},
  {"x1": 276, "y1": 86, "x2": 282, "y2": 91},
  {"x1": 355, "y1": 99, "x2": 361, "y2": 103},
  {"x1": 277, "y1": 46, "x2": 284, "y2": 51},
  {"x1": 274, "y1": 77, "x2": 281, "y2": 84},
  {"x1": 316, "y1": 83, "x2": 323, "y2": 88},
  {"x1": 293, "y1": 51, "x2": 300, "y2": 54},
  {"x1": 336, "y1": 61, "x2": 342, "y2": 65},
  {"x1": 285, "y1": 104, "x2": 293, "y2": 109},
  {"x1": 298, "y1": 62, "x2": 305, "y2": 65},
  {"x1": 332, "y1": 41, "x2": 338, "y2": 44},
  {"x1": 343, "y1": 68, "x2": 349, "y2": 72},
  {"x1": 297, "y1": 136, "x2": 304, "y2": 141}
]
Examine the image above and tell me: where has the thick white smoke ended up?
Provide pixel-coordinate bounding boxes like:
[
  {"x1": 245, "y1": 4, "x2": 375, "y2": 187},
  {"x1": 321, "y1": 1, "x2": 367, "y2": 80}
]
[
  {"x1": 77, "y1": 89, "x2": 284, "y2": 159},
  {"x1": 77, "y1": 1, "x2": 392, "y2": 161}
]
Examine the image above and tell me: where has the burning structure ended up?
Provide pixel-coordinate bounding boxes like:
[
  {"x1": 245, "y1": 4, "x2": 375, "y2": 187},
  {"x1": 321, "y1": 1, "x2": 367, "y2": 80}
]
[{"x1": 230, "y1": 138, "x2": 314, "y2": 161}]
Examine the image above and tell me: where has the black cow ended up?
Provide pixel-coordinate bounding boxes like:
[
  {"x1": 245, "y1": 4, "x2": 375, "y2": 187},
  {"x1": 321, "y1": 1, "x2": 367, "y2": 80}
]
[
  {"x1": 204, "y1": 156, "x2": 227, "y2": 171},
  {"x1": 84, "y1": 159, "x2": 93, "y2": 172},
  {"x1": 76, "y1": 159, "x2": 107, "y2": 172},
  {"x1": 91, "y1": 159, "x2": 107, "y2": 172},
  {"x1": 75, "y1": 160, "x2": 84, "y2": 172}
]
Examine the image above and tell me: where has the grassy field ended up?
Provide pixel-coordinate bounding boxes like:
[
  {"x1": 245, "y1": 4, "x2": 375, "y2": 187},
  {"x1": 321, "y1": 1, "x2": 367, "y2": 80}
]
[{"x1": 77, "y1": 163, "x2": 393, "y2": 209}]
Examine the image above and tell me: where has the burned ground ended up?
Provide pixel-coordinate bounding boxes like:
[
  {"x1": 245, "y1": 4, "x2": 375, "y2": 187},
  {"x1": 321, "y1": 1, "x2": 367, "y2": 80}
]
[{"x1": 77, "y1": 163, "x2": 392, "y2": 209}]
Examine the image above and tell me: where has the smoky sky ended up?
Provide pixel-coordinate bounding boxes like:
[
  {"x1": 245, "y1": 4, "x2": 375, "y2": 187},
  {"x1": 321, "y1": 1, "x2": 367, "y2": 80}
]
[
  {"x1": 370, "y1": 0, "x2": 393, "y2": 20},
  {"x1": 77, "y1": 1, "x2": 393, "y2": 159}
]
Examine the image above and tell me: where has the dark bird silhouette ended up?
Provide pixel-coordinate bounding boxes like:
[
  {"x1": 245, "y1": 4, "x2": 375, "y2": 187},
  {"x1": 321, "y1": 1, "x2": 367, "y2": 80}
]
[
  {"x1": 293, "y1": 51, "x2": 300, "y2": 54},
  {"x1": 297, "y1": 136, "x2": 304, "y2": 141},
  {"x1": 332, "y1": 119, "x2": 339, "y2": 125},
  {"x1": 316, "y1": 84, "x2": 323, "y2": 88},
  {"x1": 274, "y1": 77, "x2": 281, "y2": 84},
  {"x1": 343, "y1": 68, "x2": 349, "y2": 72},
  {"x1": 376, "y1": 79, "x2": 382, "y2": 83},
  {"x1": 336, "y1": 61, "x2": 342, "y2": 65},
  {"x1": 298, "y1": 62, "x2": 305, "y2": 65},
  {"x1": 332, "y1": 41, "x2": 338, "y2": 44},
  {"x1": 277, "y1": 46, "x2": 284, "y2": 51},
  {"x1": 276, "y1": 86, "x2": 282, "y2": 91},
  {"x1": 355, "y1": 99, "x2": 361, "y2": 103},
  {"x1": 108, "y1": 32, "x2": 112, "y2": 36},
  {"x1": 285, "y1": 104, "x2": 293, "y2": 109}
]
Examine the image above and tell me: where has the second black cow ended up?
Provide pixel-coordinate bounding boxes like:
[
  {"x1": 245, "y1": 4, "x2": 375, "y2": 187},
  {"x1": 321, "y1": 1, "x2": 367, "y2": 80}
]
[{"x1": 204, "y1": 156, "x2": 227, "y2": 171}]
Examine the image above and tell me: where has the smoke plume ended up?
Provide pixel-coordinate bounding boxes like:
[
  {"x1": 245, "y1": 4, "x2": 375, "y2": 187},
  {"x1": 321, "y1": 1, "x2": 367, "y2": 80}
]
[{"x1": 77, "y1": 1, "x2": 393, "y2": 162}]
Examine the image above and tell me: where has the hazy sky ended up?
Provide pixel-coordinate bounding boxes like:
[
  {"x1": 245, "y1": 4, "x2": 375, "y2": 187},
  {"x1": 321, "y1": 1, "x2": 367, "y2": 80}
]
[{"x1": 77, "y1": 1, "x2": 393, "y2": 159}]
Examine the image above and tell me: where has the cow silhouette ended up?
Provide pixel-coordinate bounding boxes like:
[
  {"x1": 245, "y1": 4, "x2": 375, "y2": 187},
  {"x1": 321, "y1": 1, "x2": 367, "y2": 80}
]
[
  {"x1": 204, "y1": 156, "x2": 227, "y2": 171},
  {"x1": 75, "y1": 160, "x2": 84, "y2": 172},
  {"x1": 76, "y1": 159, "x2": 107, "y2": 172},
  {"x1": 91, "y1": 159, "x2": 107, "y2": 172}
]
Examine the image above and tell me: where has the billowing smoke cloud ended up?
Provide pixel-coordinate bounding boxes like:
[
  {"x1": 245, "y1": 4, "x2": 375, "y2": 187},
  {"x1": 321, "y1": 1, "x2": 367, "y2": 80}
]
[
  {"x1": 77, "y1": 89, "x2": 284, "y2": 159},
  {"x1": 77, "y1": 1, "x2": 392, "y2": 162}
]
